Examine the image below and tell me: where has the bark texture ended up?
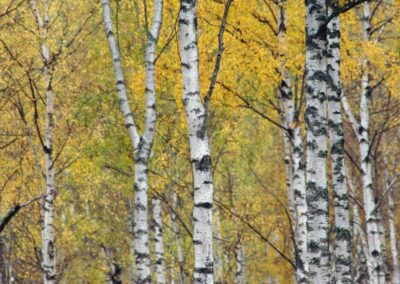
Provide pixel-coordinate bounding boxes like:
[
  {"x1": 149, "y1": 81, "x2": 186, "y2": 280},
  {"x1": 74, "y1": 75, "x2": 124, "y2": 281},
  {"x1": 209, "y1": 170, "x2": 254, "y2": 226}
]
[
  {"x1": 178, "y1": 1, "x2": 214, "y2": 283},
  {"x1": 304, "y1": 0, "x2": 330, "y2": 282},
  {"x1": 326, "y1": 1, "x2": 351, "y2": 282},
  {"x1": 277, "y1": 1, "x2": 308, "y2": 282},
  {"x1": 30, "y1": 0, "x2": 57, "y2": 282},
  {"x1": 341, "y1": 3, "x2": 386, "y2": 283},
  {"x1": 152, "y1": 198, "x2": 166, "y2": 284}
]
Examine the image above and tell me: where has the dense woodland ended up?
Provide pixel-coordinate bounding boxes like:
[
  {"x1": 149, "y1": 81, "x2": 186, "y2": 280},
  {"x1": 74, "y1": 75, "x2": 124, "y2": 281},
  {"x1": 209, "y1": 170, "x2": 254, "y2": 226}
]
[{"x1": 0, "y1": 0, "x2": 399, "y2": 283}]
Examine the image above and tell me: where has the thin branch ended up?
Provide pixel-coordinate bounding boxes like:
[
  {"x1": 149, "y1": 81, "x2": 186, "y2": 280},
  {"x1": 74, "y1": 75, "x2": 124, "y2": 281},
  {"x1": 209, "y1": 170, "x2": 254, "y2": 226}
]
[
  {"x1": 0, "y1": 194, "x2": 46, "y2": 233},
  {"x1": 204, "y1": 0, "x2": 233, "y2": 124}
]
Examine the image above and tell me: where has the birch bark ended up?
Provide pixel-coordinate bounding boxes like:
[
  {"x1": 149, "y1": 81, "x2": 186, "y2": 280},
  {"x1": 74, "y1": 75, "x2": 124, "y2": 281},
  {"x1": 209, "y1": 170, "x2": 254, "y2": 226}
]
[
  {"x1": 304, "y1": 0, "x2": 330, "y2": 282},
  {"x1": 347, "y1": 167, "x2": 370, "y2": 282},
  {"x1": 178, "y1": 1, "x2": 214, "y2": 282},
  {"x1": 384, "y1": 155, "x2": 399, "y2": 284},
  {"x1": 234, "y1": 235, "x2": 245, "y2": 284},
  {"x1": 170, "y1": 191, "x2": 185, "y2": 284},
  {"x1": 326, "y1": 1, "x2": 351, "y2": 282},
  {"x1": 29, "y1": 0, "x2": 57, "y2": 282},
  {"x1": 152, "y1": 198, "x2": 166, "y2": 284},
  {"x1": 277, "y1": 2, "x2": 307, "y2": 281},
  {"x1": 341, "y1": 3, "x2": 385, "y2": 283},
  {"x1": 101, "y1": 0, "x2": 163, "y2": 282}
]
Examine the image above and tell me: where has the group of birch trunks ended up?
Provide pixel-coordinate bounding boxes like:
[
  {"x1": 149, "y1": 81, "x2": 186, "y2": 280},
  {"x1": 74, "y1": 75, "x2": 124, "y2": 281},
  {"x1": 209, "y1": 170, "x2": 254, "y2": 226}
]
[{"x1": 0, "y1": 0, "x2": 399, "y2": 283}]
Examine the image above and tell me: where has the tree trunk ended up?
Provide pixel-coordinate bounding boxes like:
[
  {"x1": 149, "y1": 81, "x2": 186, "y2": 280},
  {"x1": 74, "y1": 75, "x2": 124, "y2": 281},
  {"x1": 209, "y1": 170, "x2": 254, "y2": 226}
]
[
  {"x1": 384, "y1": 155, "x2": 399, "y2": 284},
  {"x1": 153, "y1": 198, "x2": 166, "y2": 284},
  {"x1": 234, "y1": 235, "x2": 245, "y2": 284},
  {"x1": 178, "y1": 1, "x2": 214, "y2": 283},
  {"x1": 276, "y1": 2, "x2": 308, "y2": 281},
  {"x1": 214, "y1": 209, "x2": 224, "y2": 283},
  {"x1": 326, "y1": 1, "x2": 351, "y2": 283},
  {"x1": 388, "y1": 189, "x2": 399, "y2": 284},
  {"x1": 30, "y1": 0, "x2": 57, "y2": 282},
  {"x1": 359, "y1": 3, "x2": 385, "y2": 283},
  {"x1": 347, "y1": 168, "x2": 369, "y2": 283},
  {"x1": 101, "y1": 0, "x2": 162, "y2": 282},
  {"x1": 170, "y1": 191, "x2": 185, "y2": 284},
  {"x1": 304, "y1": 0, "x2": 330, "y2": 282}
]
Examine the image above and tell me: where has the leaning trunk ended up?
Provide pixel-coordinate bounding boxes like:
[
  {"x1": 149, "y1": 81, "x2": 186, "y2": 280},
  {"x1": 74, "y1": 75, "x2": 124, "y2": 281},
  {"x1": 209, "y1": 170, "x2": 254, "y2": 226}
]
[
  {"x1": 326, "y1": 1, "x2": 351, "y2": 282},
  {"x1": 178, "y1": 1, "x2": 214, "y2": 283}
]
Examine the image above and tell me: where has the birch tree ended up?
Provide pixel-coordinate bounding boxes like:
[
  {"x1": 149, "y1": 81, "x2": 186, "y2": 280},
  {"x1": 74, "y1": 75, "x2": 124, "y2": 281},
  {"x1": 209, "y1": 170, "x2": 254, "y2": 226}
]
[
  {"x1": 304, "y1": 0, "x2": 330, "y2": 282},
  {"x1": 178, "y1": 1, "x2": 214, "y2": 280},
  {"x1": 178, "y1": 0, "x2": 231, "y2": 282},
  {"x1": 276, "y1": 1, "x2": 307, "y2": 282},
  {"x1": 326, "y1": 1, "x2": 351, "y2": 282},
  {"x1": 29, "y1": 0, "x2": 57, "y2": 282},
  {"x1": 101, "y1": 0, "x2": 163, "y2": 282},
  {"x1": 152, "y1": 197, "x2": 166, "y2": 284},
  {"x1": 341, "y1": 2, "x2": 386, "y2": 282}
]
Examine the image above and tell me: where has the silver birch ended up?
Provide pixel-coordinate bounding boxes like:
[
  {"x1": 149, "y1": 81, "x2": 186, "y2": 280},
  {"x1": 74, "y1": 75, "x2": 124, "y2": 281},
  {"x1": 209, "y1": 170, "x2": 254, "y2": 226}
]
[
  {"x1": 326, "y1": 1, "x2": 351, "y2": 282},
  {"x1": 277, "y1": 2, "x2": 308, "y2": 281},
  {"x1": 234, "y1": 236, "x2": 245, "y2": 284},
  {"x1": 30, "y1": 0, "x2": 57, "y2": 282},
  {"x1": 101, "y1": 0, "x2": 163, "y2": 282},
  {"x1": 341, "y1": 3, "x2": 385, "y2": 282},
  {"x1": 304, "y1": 0, "x2": 330, "y2": 282},
  {"x1": 178, "y1": 1, "x2": 214, "y2": 282},
  {"x1": 384, "y1": 155, "x2": 399, "y2": 284},
  {"x1": 170, "y1": 191, "x2": 185, "y2": 284},
  {"x1": 152, "y1": 198, "x2": 166, "y2": 284}
]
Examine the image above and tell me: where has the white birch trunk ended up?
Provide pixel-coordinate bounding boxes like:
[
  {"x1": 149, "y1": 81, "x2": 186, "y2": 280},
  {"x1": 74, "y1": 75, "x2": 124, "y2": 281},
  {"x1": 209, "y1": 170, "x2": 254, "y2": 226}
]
[
  {"x1": 152, "y1": 198, "x2": 166, "y2": 284},
  {"x1": 346, "y1": 167, "x2": 370, "y2": 282},
  {"x1": 304, "y1": 0, "x2": 330, "y2": 282},
  {"x1": 388, "y1": 189, "x2": 399, "y2": 284},
  {"x1": 178, "y1": 1, "x2": 214, "y2": 283},
  {"x1": 102, "y1": 0, "x2": 162, "y2": 282},
  {"x1": 384, "y1": 155, "x2": 399, "y2": 284},
  {"x1": 170, "y1": 191, "x2": 185, "y2": 284},
  {"x1": 277, "y1": 2, "x2": 308, "y2": 281},
  {"x1": 357, "y1": 3, "x2": 385, "y2": 283},
  {"x1": 30, "y1": 0, "x2": 57, "y2": 282},
  {"x1": 234, "y1": 236, "x2": 245, "y2": 284},
  {"x1": 326, "y1": 2, "x2": 351, "y2": 282},
  {"x1": 214, "y1": 209, "x2": 224, "y2": 283}
]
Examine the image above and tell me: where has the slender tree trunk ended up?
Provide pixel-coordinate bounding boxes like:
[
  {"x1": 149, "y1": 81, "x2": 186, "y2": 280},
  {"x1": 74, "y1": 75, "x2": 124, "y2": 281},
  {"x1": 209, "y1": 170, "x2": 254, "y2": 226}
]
[
  {"x1": 326, "y1": 1, "x2": 351, "y2": 283},
  {"x1": 388, "y1": 189, "x2": 399, "y2": 284},
  {"x1": 384, "y1": 155, "x2": 400, "y2": 284},
  {"x1": 304, "y1": 0, "x2": 330, "y2": 282},
  {"x1": 102, "y1": 0, "x2": 162, "y2": 282},
  {"x1": 30, "y1": 0, "x2": 57, "y2": 282},
  {"x1": 346, "y1": 167, "x2": 370, "y2": 283},
  {"x1": 170, "y1": 191, "x2": 185, "y2": 284},
  {"x1": 234, "y1": 235, "x2": 245, "y2": 284},
  {"x1": 277, "y1": 2, "x2": 308, "y2": 281},
  {"x1": 214, "y1": 209, "x2": 224, "y2": 283},
  {"x1": 153, "y1": 198, "x2": 166, "y2": 284},
  {"x1": 359, "y1": 3, "x2": 385, "y2": 283},
  {"x1": 178, "y1": 1, "x2": 214, "y2": 283}
]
